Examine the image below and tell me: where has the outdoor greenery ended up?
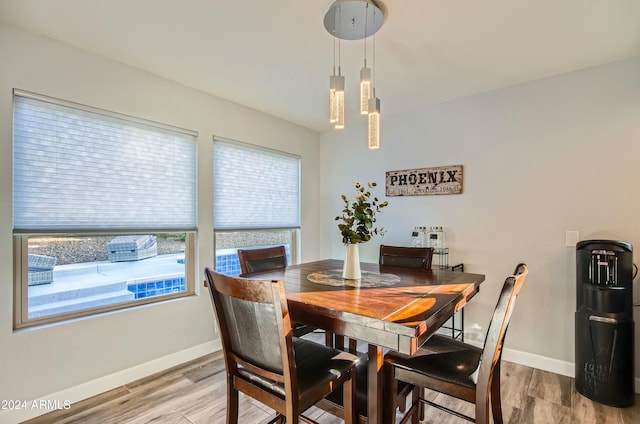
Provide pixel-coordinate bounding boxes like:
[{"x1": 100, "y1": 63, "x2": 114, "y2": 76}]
[{"x1": 336, "y1": 181, "x2": 389, "y2": 244}]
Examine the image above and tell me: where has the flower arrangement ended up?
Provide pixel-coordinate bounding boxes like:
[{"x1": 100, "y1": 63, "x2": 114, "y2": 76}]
[{"x1": 336, "y1": 182, "x2": 389, "y2": 244}]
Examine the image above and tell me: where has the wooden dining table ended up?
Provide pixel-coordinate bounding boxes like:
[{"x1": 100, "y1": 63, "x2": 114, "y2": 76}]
[{"x1": 244, "y1": 258, "x2": 485, "y2": 424}]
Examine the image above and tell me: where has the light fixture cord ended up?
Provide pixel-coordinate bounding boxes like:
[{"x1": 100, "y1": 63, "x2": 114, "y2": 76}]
[
  {"x1": 332, "y1": 2, "x2": 338, "y2": 75},
  {"x1": 372, "y1": 5, "x2": 376, "y2": 90},
  {"x1": 338, "y1": 2, "x2": 342, "y2": 76},
  {"x1": 364, "y1": 2, "x2": 368, "y2": 67}
]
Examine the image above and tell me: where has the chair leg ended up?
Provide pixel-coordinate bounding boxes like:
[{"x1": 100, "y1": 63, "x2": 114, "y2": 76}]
[
  {"x1": 226, "y1": 379, "x2": 239, "y2": 424},
  {"x1": 348, "y1": 338, "x2": 358, "y2": 353},
  {"x1": 343, "y1": 371, "x2": 357, "y2": 424},
  {"x1": 491, "y1": 362, "x2": 504, "y2": 424},
  {"x1": 325, "y1": 330, "x2": 334, "y2": 347},
  {"x1": 260, "y1": 415, "x2": 285, "y2": 424},
  {"x1": 383, "y1": 364, "x2": 421, "y2": 424},
  {"x1": 476, "y1": 385, "x2": 491, "y2": 424},
  {"x1": 285, "y1": 404, "x2": 300, "y2": 424},
  {"x1": 334, "y1": 334, "x2": 345, "y2": 350},
  {"x1": 411, "y1": 387, "x2": 420, "y2": 424},
  {"x1": 383, "y1": 362, "x2": 399, "y2": 424}
]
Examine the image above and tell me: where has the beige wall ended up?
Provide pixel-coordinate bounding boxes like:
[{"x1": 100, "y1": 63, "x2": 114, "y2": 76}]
[
  {"x1": 0, "y1": 23, "x2": 320, "y2": 423},
  {"x1": 320, "y1": 56, "x2": 640, "y2": 384}
]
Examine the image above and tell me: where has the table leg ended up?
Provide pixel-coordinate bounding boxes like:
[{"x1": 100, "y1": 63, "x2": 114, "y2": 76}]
[{"x1": 367, "y1": 344, "x2": 383, "y2": 424}]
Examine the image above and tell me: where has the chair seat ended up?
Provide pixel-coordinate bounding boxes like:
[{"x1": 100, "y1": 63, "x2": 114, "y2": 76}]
[
  {"x1": 384, "y1": 335, "x2": 482, "y2": 391},
  {"x1": 238, "y1": 337, "x2": 361, "y2": 410},
  {"x1": 323, "y1": 352, "x2": 369, "y2": 417},
  {"x1": 293, "y1": 323, "x2": 316, "y2": 337},
  {"x1": 323, "y1": 352, "x2": 412, "y2": 418}
]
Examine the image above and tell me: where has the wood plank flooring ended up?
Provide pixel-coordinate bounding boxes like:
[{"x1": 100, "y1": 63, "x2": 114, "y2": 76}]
[{"x1": 23, "y1": 347, "x2": 639, "y2": 424}]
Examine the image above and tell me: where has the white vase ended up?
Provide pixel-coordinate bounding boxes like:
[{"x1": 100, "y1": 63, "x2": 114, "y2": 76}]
[{"x1": 342, "y1": 243, "x2": 362, "y2": 280}]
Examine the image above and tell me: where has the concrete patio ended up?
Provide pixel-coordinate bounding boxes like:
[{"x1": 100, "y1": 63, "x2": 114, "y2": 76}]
[{"x1": 28, "y1": 254, "x2": 186, "y2": 319}]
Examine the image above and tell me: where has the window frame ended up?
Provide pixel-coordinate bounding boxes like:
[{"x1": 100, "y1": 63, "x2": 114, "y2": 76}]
[
  {"x1": 212, "y1": 137, "x2": 301, "y2": 273},
  {"x1": 213, "y1": 228, "x2": 300, "y2": 273},
  {"x1": 12, "y1": 90, "x2": 198, "y2": 329},
  {"x1": 13, "y1": 232, "x2": 197, "y2": 330}
]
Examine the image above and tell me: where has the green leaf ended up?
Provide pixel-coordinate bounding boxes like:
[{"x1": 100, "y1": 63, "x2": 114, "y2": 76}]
[{"x1": 336, "y1": 181, "x2": 389, "y2": 245}]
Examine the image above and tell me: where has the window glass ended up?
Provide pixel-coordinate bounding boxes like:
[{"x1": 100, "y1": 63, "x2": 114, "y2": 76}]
[
  {"x1": 23, "y1": 233, "x2": 190, "y2": 320},
  {"x1": 214, "y1": 230, "x2": 294, "y2": 276}
]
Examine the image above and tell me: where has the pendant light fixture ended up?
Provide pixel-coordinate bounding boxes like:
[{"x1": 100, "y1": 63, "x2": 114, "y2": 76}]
[
  {"x1": 360, "y1": 65, "x2": 371, "y2": 116},
  {"x1": 329, "y1": 3, "x2": 345, "y2": 129},
  {"x1": 329, "y1": 68, "x2": 345, "y2": 129},
  {"x1": 329, "y1": 74, "x2": 338, "y2": 124},
  {"x1": 368, "y1": 92, "x2": 380, "y2": 149},
  {"x1": 367, "y1": 14, "x2": 380, "y2": 150},
  {"x1": 324, "y1": 0, "x2": 385, "y2": 144},
  {"x1": 359, "y1": 2, "x2": 371, "y2": 115}
]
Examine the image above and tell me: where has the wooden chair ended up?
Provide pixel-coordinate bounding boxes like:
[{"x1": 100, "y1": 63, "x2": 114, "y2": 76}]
[
  {"x1": 237, "y1": 245, "x2": 288, "y2": 274},
  {"x1": 383, "y1": 263, "x2": 529, "y2": 424},
  {"x1": 237, "y1": 245, "x2": 316, "y2": 338},
  {"x1": 379, "y1": 245, "x2": 434, "y2": 270},
  {"x1": 205, "y1": 268, "x2": 360, "y2": 424}
]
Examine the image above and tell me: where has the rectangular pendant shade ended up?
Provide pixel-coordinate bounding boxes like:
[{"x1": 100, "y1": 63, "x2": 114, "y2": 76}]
[
  {"x1": 329, "y1": 74, "x2": 345, "y2": 128},
  {"x1": 368, "y1": 96, "x2": 380, "y2": 149},
  {"x1": 359, "y1": 66, "x2": 371, "y2": 115},
  {"x1": 332, "y1": 74, "x2": 345, "y2": 129},
  {"x1": 329, "y1": 75, "x2": 338, "y2": 123}
]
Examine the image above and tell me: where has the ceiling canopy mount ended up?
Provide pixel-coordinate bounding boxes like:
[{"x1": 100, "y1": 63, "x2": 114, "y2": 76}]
[{"x1": 323, "y1": 0, "x2": 385, "y2": 41}]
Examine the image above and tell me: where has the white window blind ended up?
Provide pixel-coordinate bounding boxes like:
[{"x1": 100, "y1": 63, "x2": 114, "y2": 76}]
[
  {"x1": 12, "y1": 91, "x2": 197, "y2": 231},
  {"x1": 213, "y1": 140, "x2": 300, "y2": 230}
]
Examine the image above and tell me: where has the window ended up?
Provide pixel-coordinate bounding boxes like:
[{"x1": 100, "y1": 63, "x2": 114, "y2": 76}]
[
  {"x1": 213, "y1": 139, "x2": 300, "y2": 275},
  {"x1": 12, "y1": 90, "x2": 197, "y2": 329}
]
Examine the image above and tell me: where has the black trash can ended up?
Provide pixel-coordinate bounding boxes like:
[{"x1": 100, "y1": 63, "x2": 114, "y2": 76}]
[{"x1": 575, "y1": 240, "x2": 635, "y2": 407}]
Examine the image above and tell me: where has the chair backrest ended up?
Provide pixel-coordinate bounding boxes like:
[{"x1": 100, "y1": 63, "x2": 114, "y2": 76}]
[
  {"x1": 475, "y1": 263, "x2": 528, "y2": 414},
  {"x1": 204, "y1": 268, "x2": 296, "y2": 392},
  {"x1": 237, "y1": 245, "x2": 288, "y2": 275},
  {"x1": 379, "y1": 245, "x2": 434, "y2": 270}
]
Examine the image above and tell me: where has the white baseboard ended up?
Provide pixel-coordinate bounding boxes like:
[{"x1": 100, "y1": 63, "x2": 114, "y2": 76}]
[
  {"x1": 502, "y1": 345, "x2": 640, "y2": 394},
  {"x1": 466, "y1": 340, "x2": 640, "y2": 394},
  {"x1": 3, "y1": 339, "x2": 637, "y2": 424},
  {"x1": 501, "y1": 346, "x2": 574, "y2": 377},
  {"x1": 0, "y1": 340, "x2": 222, "y2": 424}
]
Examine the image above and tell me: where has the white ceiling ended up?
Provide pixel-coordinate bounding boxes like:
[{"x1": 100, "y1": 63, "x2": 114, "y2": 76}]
[{"x1": 1, "y1": 0, "x2": 639, "y2": 132}]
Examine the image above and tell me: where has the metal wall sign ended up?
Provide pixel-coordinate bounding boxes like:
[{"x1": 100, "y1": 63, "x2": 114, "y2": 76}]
[{"x1": 386, "y1": 165, "x2": 463, "y2": 196}]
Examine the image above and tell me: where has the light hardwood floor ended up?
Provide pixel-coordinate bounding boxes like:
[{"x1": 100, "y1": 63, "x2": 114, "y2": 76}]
[{"x1": 23, "y1": 348, "x2": 639, "y2": 424}]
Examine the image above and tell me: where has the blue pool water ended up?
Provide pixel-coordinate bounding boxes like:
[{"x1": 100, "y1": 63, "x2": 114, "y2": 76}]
[
  {"x1": 128, "y1": 277, "x2": 186, "y2": 299},
  {"x1": 126, "y1": 245, "x2": 290, "y2": 299}
]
